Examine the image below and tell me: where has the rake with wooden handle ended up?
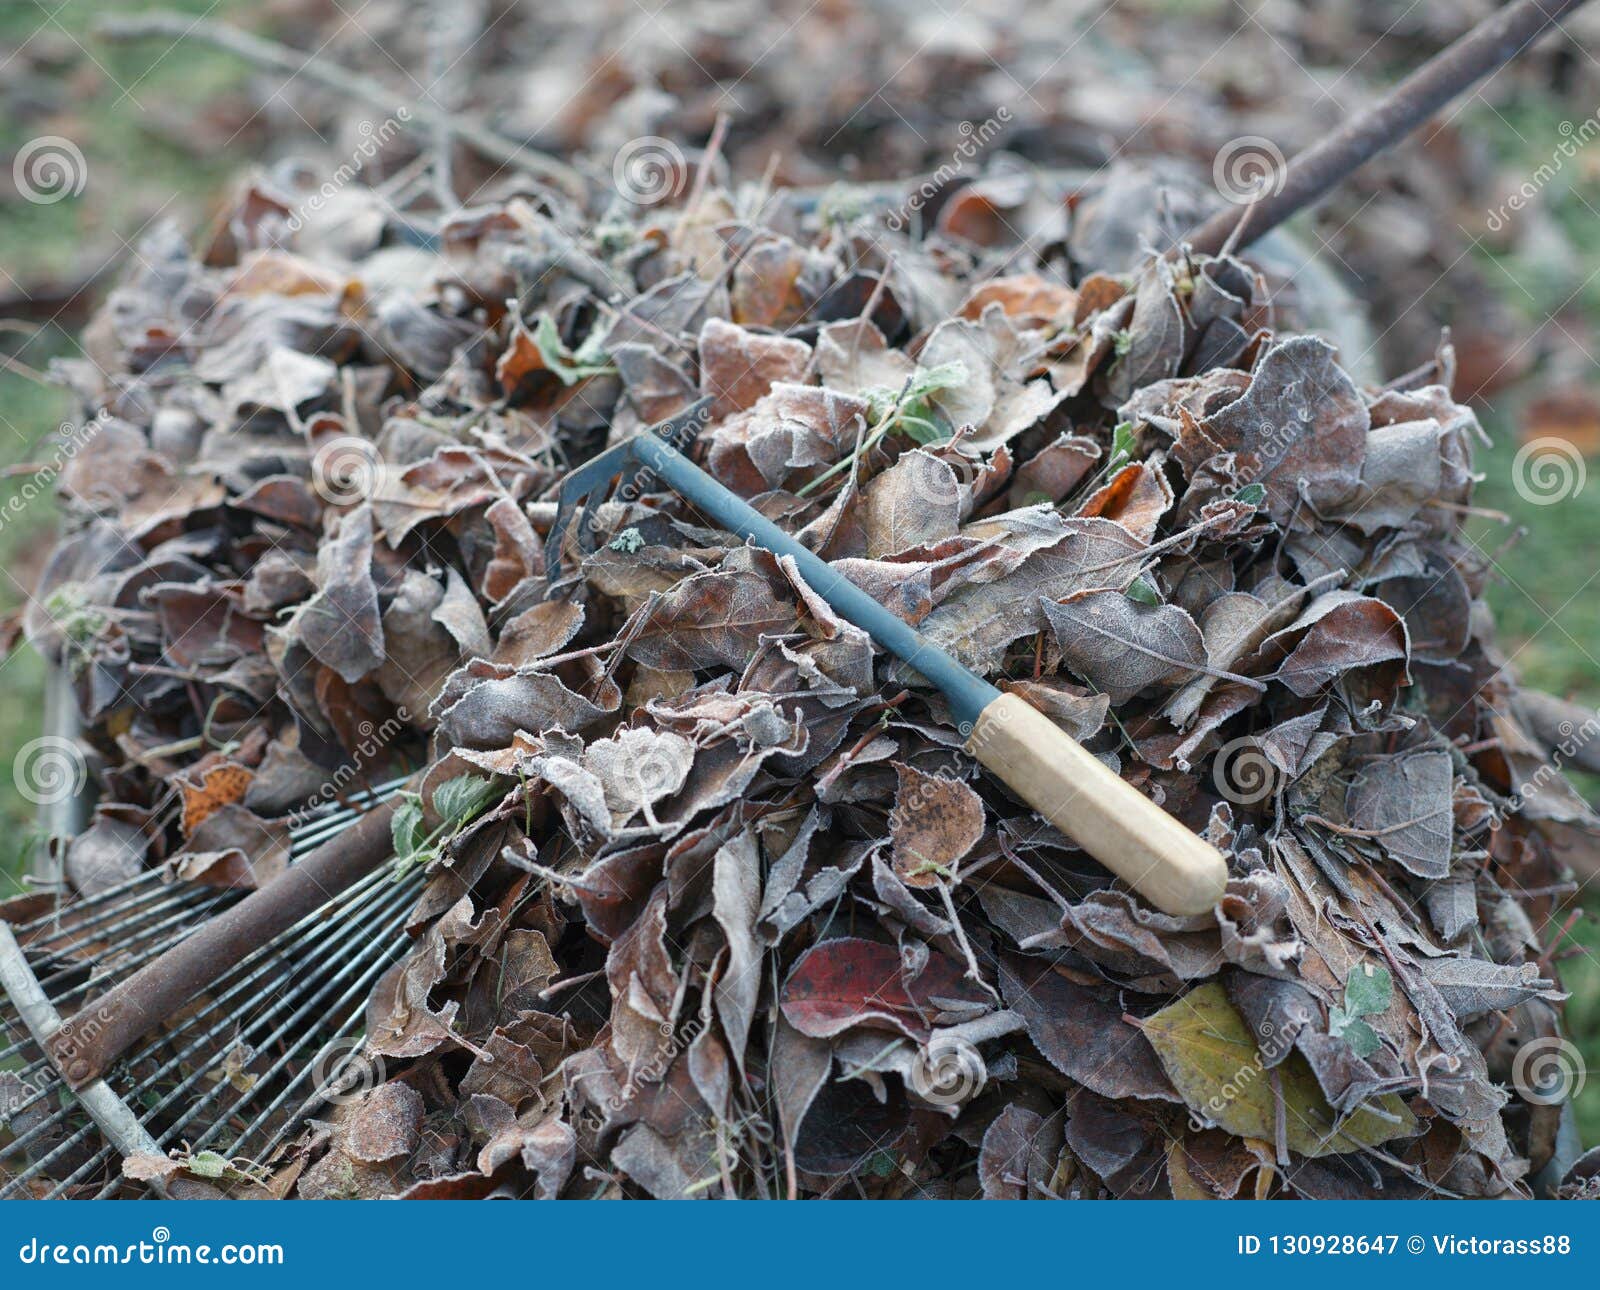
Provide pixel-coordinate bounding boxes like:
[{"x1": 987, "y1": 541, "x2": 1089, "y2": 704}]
[{"x1": 547, "y1": 399, "x2": 1230, "y2": 917}]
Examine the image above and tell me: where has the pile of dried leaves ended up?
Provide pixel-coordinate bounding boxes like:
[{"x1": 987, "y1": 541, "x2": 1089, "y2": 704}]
[{"x1": 13, "y1": 140, "x2": 1600, "y2": 1199}]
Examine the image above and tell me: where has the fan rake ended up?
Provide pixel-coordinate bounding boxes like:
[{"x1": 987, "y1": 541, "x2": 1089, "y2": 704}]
[{"x1": 0, "y1": 780, "x2": 416, "y2": 1198}]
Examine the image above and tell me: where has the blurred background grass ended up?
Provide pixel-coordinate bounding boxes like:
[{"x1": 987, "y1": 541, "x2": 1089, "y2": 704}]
[{"x1": 2, "y1": 0, "x2": 1598, "y2": 1142}]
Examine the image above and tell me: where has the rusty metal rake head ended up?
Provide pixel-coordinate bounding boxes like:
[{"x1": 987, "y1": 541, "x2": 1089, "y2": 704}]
[{"x1": 0, "y1": 780, "x2": 414, "y2": 1198}]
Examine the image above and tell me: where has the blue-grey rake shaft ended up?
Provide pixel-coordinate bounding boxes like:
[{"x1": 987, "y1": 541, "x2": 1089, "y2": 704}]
[{"x1": 621, "y1": 429, "x2": 1002, "y2": 732}]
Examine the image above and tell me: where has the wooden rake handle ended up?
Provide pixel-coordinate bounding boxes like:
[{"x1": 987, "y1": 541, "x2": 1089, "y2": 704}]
[{"x1": 965, "y1": 693, "x2": 1227, "y2": 916}]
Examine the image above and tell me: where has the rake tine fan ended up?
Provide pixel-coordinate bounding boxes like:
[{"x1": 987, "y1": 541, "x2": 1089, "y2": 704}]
[{"x1": 0, "y1": 780, "x2": 416, "y2": 1198}]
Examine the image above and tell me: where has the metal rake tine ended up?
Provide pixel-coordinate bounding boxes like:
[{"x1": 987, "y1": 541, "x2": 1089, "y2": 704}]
[
  {"x1": 545, "y1": 446, "x2": 638, "y2": 587},
  {"x1": 544, "y1": 397, "x2": 716, "y2": 588},
  {"x1": 47, "y1": 791, "x2": 406, "y2": 1088},
  {"x1": 0, "y1": 924, "x2": 167, "y2": 1198},
  {"x1": 0, "y1": 777, "x2": 416, "y2": 1195},
  {"x1": 575, "y1": 469, "x2": 612, "y2": 557}
]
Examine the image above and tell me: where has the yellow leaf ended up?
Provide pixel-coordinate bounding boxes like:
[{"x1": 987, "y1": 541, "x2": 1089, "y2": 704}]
[{"x1": 1140, "y1": 982, "x2": 1415, "y2": 1159}]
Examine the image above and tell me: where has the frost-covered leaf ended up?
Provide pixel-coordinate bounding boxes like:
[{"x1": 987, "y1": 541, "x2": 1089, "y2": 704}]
[{"x1": 1141, "y1": 983, "x2": 1416, "y2": 1157}]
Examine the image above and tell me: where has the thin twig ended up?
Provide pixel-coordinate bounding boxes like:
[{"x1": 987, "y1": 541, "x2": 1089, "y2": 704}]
[
  {"x1": 423, "y1": 0, "x2": 487, "y2": 206},
  {"x1": 95, "y1": 12, "x2": 587, "y2": 197}
]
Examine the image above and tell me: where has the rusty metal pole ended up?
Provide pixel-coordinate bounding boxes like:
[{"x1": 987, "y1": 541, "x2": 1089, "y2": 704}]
[
  {"x1": 48, "y1": 793, "x2": 401, "y2": 1087},
  {"x1": 1181, "y1": 0, "x2": 1592, "y2": 258}
]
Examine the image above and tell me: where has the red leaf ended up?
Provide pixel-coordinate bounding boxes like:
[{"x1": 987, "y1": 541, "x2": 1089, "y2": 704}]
[{"x1": 779, "y1": 937, "x2": 988, "y2": 1041}]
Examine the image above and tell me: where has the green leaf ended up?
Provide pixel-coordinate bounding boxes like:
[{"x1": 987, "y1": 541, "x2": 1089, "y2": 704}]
[
  {"x1": 1342, "y1": 963, "x2": 1393, "y2": 1018},
  {"x1": 533, "y1": 314, "x2": 615, "y2": 385},
  {"x1": 1337, "y1": 1017, "x2": 1383, "y2": 1059},
  {"x1": 898, "y1": 414, "x2": 948, "y2": 446},
  {"x1": 186, "y1": 1150, "x2": 229, "y2": 1179},
  {"x1": 1107, "y1": 421, "x2": 1138, "y2": 472},
  {"x1": 390, "y1": 795, "x2": 425, "y2": 861},
  {"x1": 879, "y1": 360, "x2": 969, "y2": 412},
  {"x1": 433, "y1": 774, "x2": 501, "y2": 830},
  {"x1": 1140, "y1": 982, "x2": 1415, "y2": 1158},
  {"x1": 1125, "y1": 575, "x2": 1161, "y2": 606},
  {"x1": 1329, "y1": 964, "x2": 1393, "y2": 1055},
  {"x1": 1233, "y1": 481, "x2": 1266, "y2": 507},
  {"x1": 862, "y1": 1150, "x2": 897, "y2": 1178},
  {"x1": 609, "y1": 527, "x2": 645, "y2": 554},
  {"x1": 863, "y1": 361, "x2": 968, "y2": 445},
  {"x1": 181, "y1": 1150, "x2": 270, "y2": 1185}
]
